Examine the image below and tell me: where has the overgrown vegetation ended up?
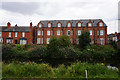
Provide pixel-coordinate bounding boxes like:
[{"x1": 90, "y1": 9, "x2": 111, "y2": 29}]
[
  {"x1": 2, "y1": 62, "x2": 119, "y2": 78},
  {"x1": 78, "y1": 29, "x2": 91, "y2": 49}
]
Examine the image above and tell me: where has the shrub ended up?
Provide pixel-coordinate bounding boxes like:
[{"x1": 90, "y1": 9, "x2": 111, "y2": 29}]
[
  {"x1": 2, "y1": 62, "x2": 119, "y2": 78},
  {"x1": 27, "y1": 45, "x2": 47, "y2": 59},
  {"x1": 2, "y1": 45, "x2": 15, "y2": 62}
]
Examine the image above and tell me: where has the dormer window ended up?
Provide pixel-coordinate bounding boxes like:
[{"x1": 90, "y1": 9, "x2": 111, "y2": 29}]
[
  {"x1": 58, "y1": 23, "x2": 61, "y2": 27},
  {"x1": 48, "y1": 23, "x2": 51, "y2": 27},
  {"x1": 67, "y1": 23, "x2": 71, "y2": 27},
  {"x1": 39, "y1": 23, "x2": 42, "y2": 27},
  {"x1": 99, "y1": 22, "x2": 103, "y2": 27},
  {"x1": 88, "y1": 23, "x2": 92, "y2": 27},
  {"x1": 78, "y1": 23, "x2": 81, "y2": 27}
]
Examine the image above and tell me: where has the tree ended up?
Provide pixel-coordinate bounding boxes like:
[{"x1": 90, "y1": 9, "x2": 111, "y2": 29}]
[
  {"x1": 78, "y1": 29, "x2": 91, "y2": 49},
  {"x1": 58, "y1": 35, "x2": 71, "y2": 47},
  {"x1": 47, "y1": 36, "x2": 59, "y2": 53},
  {"x1": 109, "y1": 40, "x2": 117, "y2": 49}
]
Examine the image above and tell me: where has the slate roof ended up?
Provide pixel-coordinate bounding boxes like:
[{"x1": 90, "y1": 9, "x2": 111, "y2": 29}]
[
  {"x1": 38, "y1": 19, "x2": 107, "y2": 28},
  {"x1": 0, "y1": 26, "x2": 30, "y2": 32}
]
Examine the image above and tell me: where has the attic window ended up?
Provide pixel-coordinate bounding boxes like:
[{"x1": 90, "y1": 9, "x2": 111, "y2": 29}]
[
  {"x1": 88, "y1": 23, "x2": 92, "y2": 27},
  {"x1": 99, "y1": 22, "x2": 103, "y2": 27},
  {"x1": 58, "y1": 23, "x2": 61, "y2": 27},
  {"x1": 48, "y1": 23, "x2": 51, "y2": 27},
  {"x1": 39, "y1": 23, "x2": 42, "y2": 27},
  {"x1": 67, "y1": 23, "x2": 71, "y2": 27},
  {"x1": 78, "y1": 23, "x2": 81, "y2": 27}
]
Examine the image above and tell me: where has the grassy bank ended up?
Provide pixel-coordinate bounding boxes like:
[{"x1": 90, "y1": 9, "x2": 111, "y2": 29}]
[{"x1": 2, "y1": 62, "x2": 119, "y2": 78}]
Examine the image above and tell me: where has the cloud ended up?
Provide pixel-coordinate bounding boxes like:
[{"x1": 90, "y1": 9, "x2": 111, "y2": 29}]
[
  {"x1": 2, "y1": 2, "x2": 40, "y2": 15},
  {"x1": 0, "y1": 0, "x2": 119, "y2": 34}
]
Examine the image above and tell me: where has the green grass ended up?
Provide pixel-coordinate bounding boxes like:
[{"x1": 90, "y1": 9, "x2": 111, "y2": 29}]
[{"x1": 2, "y1": 62, "x2": 119, "y2": 78}]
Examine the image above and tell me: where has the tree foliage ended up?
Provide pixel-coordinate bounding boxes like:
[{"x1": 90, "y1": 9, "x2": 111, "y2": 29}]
[{"x1": 78, "y1": 29, "x2": 91, "y2": 49}]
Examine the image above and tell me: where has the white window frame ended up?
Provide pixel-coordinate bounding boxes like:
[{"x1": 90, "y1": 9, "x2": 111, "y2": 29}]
[
  {"x1": 0, "y1": 38, "x2": 3, "y2": 43},
  {"x1": 15, "y1": 32, "x2": 17, "y2": 37},
  {"x1": 38, "y1": 31, "x2": 41, "y2": 36},
  {"x1": 100, "y1": 30, "x2": 104, "y2": 35},
  {"x1": 57, "y1": 30, "x2": 60, "y2": 36},
  {"x1": 0, "y1": 32, "x2": 2, "y2": 37},
  {"x1": 47, "y1": 38, "x2": 50, "y2": 44},
  {"x1": 47, "y1": 30, "x2": 50, "y2": 36},
  {"x1": 37, "y1": 38, "x2": 40, "y2": 44},
  {"x1": 100, "y1": 38, "x2": 104, "y2": 45},
  {"x1": 78, "y1": 23, "x2": 81, "y2": 27},
  {"x1": 39, "y1": 23, "x2": 42, "y2": 27},
  {"x1": 41, "y1": 38, "x2": 43, "y2": 44},
  {"x1": 67, "y1": 23, "x2": 71, "y2": 27},
  {"x1": 48, "y1": 23, "x2": 51, "y2": 27},
  {"x1": 6, "y1": 39, "x2": 13, "y2": 44},
  {"x1": 20, "y1": 40, "x2": 27, "y2": 44},
  {"x1": 42, "y1": 31, "x2": 43, "y2": 36},
  {"x1": 78, "y1": 30, "x2": 81, "y2": 36},
  {"x1": 67, "y1": 30, "x2": 70, "y2": 36},
  {"x1": 9, "y1": 32, "x2": 11, "y2": 37},
  {"x1": 90, "y1": 30, "x2": 92, "y2": 35},
  {"x1": 97, "y1": 31, "x2": 99, "y2": 35},
  {"x1": 99, "y1": 22, "x2": 103, "y2": 27},
  {"x1": 58, "y1": 23, "x2": 61, "y2": 27},
  {"x1": 88, "y1": 23, "x2": 92, "y2": 27},
  {"x1": 22, "y1": 32, "x2": 25, "y2": 37}
]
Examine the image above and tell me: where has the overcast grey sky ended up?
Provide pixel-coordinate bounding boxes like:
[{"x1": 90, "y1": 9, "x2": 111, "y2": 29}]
[{"x1": 0, "y1": 0, "x2": 119, "y2": 34}]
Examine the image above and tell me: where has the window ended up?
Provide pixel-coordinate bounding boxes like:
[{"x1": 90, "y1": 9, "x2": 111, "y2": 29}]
[
  {"x1": 88, "y1": 23, "x2": 92, "y2": 27},
  {"x1": 20, "y1": 40, "x2": 27, "y2": 44},
  {"x1": 41, "y1": 38, "x2": 43, "y2": 44},
  {"x1": 15, "y1": 32, "x2": 17, "y2": 37},
  {"x1": 100, "y1": 38, "x2": 104, "y2": 45},
  {"x1": 47, "y1": 38, "x2": 50, "y2": 44},
  {"x1": 90, "y1": 30, "x2": 92, "y2": 35},
  {"x1": 22, "y1": 32, "x2": 25, "y2": 37},
  {"x1": 38, "y1": 31, "x2": 41, "y2": 36},
  {"x1": 78, "y1": 23, "x2": 81, "y2": 27},
  {"x1": 100, "y1": 30, "x2": 103, "y2": 35},
  {"x1": 47, "y1": 30, "x2": 50, "y2": 36},
  {"x1": 39, "y1": 24, "x2": 42, "y2": 27},
  {"x1": 9, "y1": 32, "x2": 11, "y2": 37},
  {"x1": 67, "y1": 30, "x2": 70, "y2": 36},
  {"x1": 37, "y1": 38, "x2": 40, "y2": 44},
  {"x1": 0, "y1": 32, "x2": 1, "y2": 37},
  {"x1": 48, "y1": 23, "x2": 51, "y2": 27},
  {"x1": 97, "y1": 31, "x2": 99, "y2": 35},
  {"x1": 78, "y1": 30, "x2": 81, "y2": 35},
  {"x1": 0, "y1": 38, "x2": 3, "y2": 43},
  {"x1": 42, "y1": 31, "x2": 43, "y2": 36},
  {"x1": 97, "y1": 39, "x2": 99, "y2": 44},
  {"x1": 6, "y1": 39, "x2": 13, "y2": 44},
  {"x1": 99, "y1": 22, "x2": 103, "y2": 27},
  {"x1": 57, "y1": 30, "x2": 60, "y2": 36},
  {"x1": 58, "y1": 23, "x2": 61, "y2": 27},
  {"x1": 67, "y1": 23, "x2": 71, "y2": 27}
]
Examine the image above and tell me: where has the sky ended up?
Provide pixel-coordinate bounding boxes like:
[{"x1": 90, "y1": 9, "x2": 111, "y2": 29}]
[{"x1": 0, "y1": 0, "x2": 119, "y2": 34}]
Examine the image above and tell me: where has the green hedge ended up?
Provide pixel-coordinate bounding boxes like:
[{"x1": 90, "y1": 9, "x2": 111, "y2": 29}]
[{"x1": 2, "y1": 44, "x2": 118, "y2": 65}]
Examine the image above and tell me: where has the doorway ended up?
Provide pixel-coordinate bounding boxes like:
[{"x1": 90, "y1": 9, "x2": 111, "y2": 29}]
[{"x1": 15, "y1": 40, "x2": 17, "y2": 44}]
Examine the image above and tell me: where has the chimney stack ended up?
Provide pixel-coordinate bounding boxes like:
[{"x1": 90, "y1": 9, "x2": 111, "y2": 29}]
[
  {"x1": 30, "y1": 22, "x2": 32, "y2": 29},
  {"x1": 15, "y1": 24, "x2": 17, "y2": 27},
  {"x1": 7, "y1": 22, "x2": 11, "y2": 29},
  {"x1": 115, "y1": 32, "x2": 117, "y2": 35}
]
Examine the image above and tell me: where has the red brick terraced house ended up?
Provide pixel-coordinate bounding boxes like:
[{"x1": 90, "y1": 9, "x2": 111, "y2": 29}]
[
  {"x1": 0, "y1": 22, "x2": 33, "y2": 44},
  {"x1": 34, "y1": 19, "x2": 108, "y2": 45}
]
